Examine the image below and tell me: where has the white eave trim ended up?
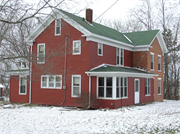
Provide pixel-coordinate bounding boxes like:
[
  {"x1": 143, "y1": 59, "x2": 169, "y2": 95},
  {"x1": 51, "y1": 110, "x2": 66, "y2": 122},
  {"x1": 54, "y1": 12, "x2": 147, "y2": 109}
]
[
  {"x1": 85, "y1": 71, "x2": 158, "y2": 78},
  {"x1": 8, "y1": 71, "x2": 29, "y2": 76},
  {"x1": 157, "y1": 32, "x2": 168, "y2": 53}
]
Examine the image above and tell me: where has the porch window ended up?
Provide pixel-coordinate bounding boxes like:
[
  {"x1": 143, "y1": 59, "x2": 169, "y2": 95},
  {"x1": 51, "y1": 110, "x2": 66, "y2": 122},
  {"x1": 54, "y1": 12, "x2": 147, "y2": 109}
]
[
  {"x1": 37, "y1": 43, "x2": 45, "y2": 64},
  {"x1": 158, "y1": 55, "x2": 161, "y2": 71},
  {"x1": 55, "y1": 19, "x2": 61, "y2": 35},
  {"x1": 116, "y1": 48, "x2": 124, "y2": 66},
  {"x1": 145, "y1": 78, "x2": 150, "y2": 95},
  {"x1": 19, "y1": 77, "x2": 27, "y2": 95},
  {"x1": 73, "y1": 40, "x2": 81, "y2": 55},
  {"x1": 116, "y1": 77, "x2": 128, "y2": 98},
  {"x1": 98, "y1": 43, "x2": 103, "y2": 56},
  {"x1": 41, "y1": 75, "x2": 62, "y2": 89},
  {"x1": 98, "y1": 77, "x2": 113, "y2": 98},
  {"x1": 158, "y1": 78, "x2": 161, "y2": 95},
  {"x1": 72, "y1": 75, "x2": 81, "y2": 97},
  {"x1": 150, "y1": 53, "x2": 154, "y2": 70}
]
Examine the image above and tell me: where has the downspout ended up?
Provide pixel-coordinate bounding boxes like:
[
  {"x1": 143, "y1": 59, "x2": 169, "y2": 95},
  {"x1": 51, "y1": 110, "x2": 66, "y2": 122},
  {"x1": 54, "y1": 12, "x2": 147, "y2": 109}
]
[
  {"x1": 29, "y1": 44, "x2": 32, "y2": 104},
  {"x1": 87, "y1": 73, "x2": 91, "y2": 109},
  {"x1": 62, "y1": 35, "x2": 67, "y2": 105}
]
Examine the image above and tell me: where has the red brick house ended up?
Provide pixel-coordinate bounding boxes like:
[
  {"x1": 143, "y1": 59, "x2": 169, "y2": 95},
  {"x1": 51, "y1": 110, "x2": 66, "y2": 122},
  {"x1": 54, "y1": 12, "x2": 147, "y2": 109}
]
[{"x1": 8, "y1": 9, "x2": 168, "y2": 109}]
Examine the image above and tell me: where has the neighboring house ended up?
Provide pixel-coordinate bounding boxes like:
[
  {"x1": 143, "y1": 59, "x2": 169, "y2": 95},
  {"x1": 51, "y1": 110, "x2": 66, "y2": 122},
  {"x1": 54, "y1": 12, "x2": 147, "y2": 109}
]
[{"x1": 8, "y1": 9, "x2": 168, "y2": 109}]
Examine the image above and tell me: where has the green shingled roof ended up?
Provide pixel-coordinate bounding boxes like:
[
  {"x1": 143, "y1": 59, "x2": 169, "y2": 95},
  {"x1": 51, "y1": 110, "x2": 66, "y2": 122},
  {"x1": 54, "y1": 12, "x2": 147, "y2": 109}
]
[
  {"x1": 60, "y1": 10, "x2": 133, "y2": 45},
  {"x1": 8, "y1": 69, "x2": 29, "y2": 72},
  {"x1": 123, "y1": 30, "x2": 159, "y2": 46},
  {"x1": 87, "y1": 64, "x2": 153, "y2": 75}
]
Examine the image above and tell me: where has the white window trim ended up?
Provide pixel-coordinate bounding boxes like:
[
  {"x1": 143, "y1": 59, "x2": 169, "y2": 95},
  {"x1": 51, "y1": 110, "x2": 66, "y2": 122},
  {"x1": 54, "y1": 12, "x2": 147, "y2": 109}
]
[
  {"x1": 158, "y1": 55, "x2": 161, "y2": 72},
  {"x1": 73, "y1": 40, "x2": 81, "y2": 55},
  {"x1": 150, "y1": 52, "x2": 154, "y2": 71},
  {"x1": 55, "y1": 19, "x2": 61, "y2": 36},
  {"x1": 158, "y1": 78, "x2": 161, "y2": 95},
  {"x1": 19, "y1": 76, "x2": 27, "y2": 95},
  {"x1": 98, "y1": 43, "x2": 103, "y2": 56},
  {"x1": 145, "y1": 78, "x2": 151, "y2": 96},
  {"x1": 41, "y1": 75, "x2": 62, "y2": 89},
  {"x1": 37, "y1": 43, "x2": 45, "y2": 64},
  {"x1": 71, "y1": 75, "x2": 81, "y2": 97},
  {"x1": 97, "y1": 76, "x2": 128, "y2": 99},
  {"x1": 116, "y1": 48, "x2": 124, "y2": 66}
]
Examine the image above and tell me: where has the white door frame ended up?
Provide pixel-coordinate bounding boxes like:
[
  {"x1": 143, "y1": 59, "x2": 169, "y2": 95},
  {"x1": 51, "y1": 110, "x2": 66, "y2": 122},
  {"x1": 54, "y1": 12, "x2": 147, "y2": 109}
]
[{"x1": 134, "y1": 79, "x2": 140, "y2": 104}]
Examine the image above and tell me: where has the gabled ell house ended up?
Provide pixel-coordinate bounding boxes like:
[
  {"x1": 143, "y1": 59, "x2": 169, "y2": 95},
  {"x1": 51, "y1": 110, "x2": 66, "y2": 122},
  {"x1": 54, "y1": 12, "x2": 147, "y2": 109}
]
[{"x1": 9, "y1": 9, "x2": 168, "y2": 109}]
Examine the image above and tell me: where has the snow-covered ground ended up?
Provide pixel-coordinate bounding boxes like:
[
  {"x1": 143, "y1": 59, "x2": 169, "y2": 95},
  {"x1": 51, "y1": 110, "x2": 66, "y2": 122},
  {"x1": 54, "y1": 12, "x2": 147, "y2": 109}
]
[{"x1": 0, "y1": 100, "x2": 180, "y2": 134}]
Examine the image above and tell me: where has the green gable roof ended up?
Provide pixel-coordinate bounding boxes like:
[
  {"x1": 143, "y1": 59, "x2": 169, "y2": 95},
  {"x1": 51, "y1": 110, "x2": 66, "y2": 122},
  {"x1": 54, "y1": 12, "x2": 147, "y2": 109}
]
[
  {"x1": 123, "y1": 30, "x2": 159, "y2": 46},
  {"x1": 87, "y1": 64, "x2": 154, "y2": 75},
  {"x1": 60, "y1": 10, "x2": 133, "y2": 45}
]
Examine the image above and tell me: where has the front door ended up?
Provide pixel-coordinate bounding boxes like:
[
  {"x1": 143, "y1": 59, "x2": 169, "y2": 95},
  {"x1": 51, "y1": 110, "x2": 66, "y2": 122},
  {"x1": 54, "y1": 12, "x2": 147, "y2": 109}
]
[{"x1": 134, "y1": 79, "x2": 140, "y2": 104}]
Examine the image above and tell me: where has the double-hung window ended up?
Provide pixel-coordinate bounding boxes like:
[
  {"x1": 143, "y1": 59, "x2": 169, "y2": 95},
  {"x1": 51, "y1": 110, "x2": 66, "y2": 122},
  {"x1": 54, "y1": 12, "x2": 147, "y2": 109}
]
[
  {"x1": 158, "y1": 78, "x2": 161, "y2": 95},
  {"x1": 19, "y1": 77, "x2": 27, "y2": 95},
  {"x1": 73, "y1": 40, "x2": 81, "y2": 55},
  {"x1": 55, "y1": 19, "x2": 61, "y2": 35},
  {"x1": 72, "y1": 75, "x2": 81, "y2": 97},
  {"x1": 158, "y1": 55, "x2": 161, "y2": 71},
  {"x1": 116, "y1": 77, "x2": 128, "y2": 98},
  {"x1": 98, "y1": 43, "x2": 103, "y2": 56},
  {"x1": 145, "y1": 78, "x2": 150, "y2": 95},
  {"x1": 116, "y1": 48, "x2": 124, "y2": 65},
  {"x1": 150, "y1": 53, "x2": 154, "y2": 70},
  {"x1": 41, "y1": 75, "x2": 62, "y2": 89},
  {"x1": 37, "y1": 43, "x2": 45, "y2": 64},
  {"x1": 98, "y1": 77, "x2": 113, "y2": 98}
]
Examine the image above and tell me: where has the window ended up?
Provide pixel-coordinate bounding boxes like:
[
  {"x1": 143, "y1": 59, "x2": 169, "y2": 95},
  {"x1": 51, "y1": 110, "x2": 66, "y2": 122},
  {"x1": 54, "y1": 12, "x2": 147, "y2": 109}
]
[
  {"x1": 158, "y1": 55, "x2": 161, "y2": 71},
  {"x1": 55, "y1": 19, "x2": 61, "y2": 35},
  {"x1": 73, "y1": 40, "x2": 81, "y2": 55},
  {"x1": 98, "y1": 77, "x2": 113, "y2": 98},
  {"x1": 150, "y1": 53, "x2": 154, "y2": 70},
  {"x1": 19, "y1": 77, "x2": 27, "y2": 95},
  {"x1": 158, "y1": 78, "x2": 161, "y2": 95},
  {"x1": 116, "y1": 77, "x2": 128, "y2": 98},
  {"x1": 98, "y1": 43, "x2": 103, "y2": 56},
  {"x1": 41, "y1": 75, "x2": 62, "y2": 89},
  {"x1": 72, "y1": 75, "x2": 81, "y2": 97},
  {"x1": 116, "y1": 48, "x2": 124, "y2": 65},
  {"x1": 145, "y1": 78, "x2": 150, "y2": 95},
  {"x1": 37, "y1": 43, "x2": 45, "y2": 64}
]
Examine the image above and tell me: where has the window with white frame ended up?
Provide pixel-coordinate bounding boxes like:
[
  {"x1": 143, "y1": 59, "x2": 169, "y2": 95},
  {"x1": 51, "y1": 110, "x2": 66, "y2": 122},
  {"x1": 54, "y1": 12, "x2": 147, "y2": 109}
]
[
  {"x1": 145, "y1": 78, "x2": 150, "y2": 95},
  {"x1": 72, "y1": 75, "x2": 81, "y2": 97},
  {"x1": 116, "y1": 48, "x2": 124, "y2": 66},
  {"x1": 37, "y1": 43, "x2": 45, "y2": 64},
  {"x1": 19, "y1": 77, "x2": 27, "y2": 95},
  {"x1": 158, "y1": 78, "x2": 161, "y2": 95},
  {"x1": 73, "y1": 40, "x2": 81, "y2": 55},
  {"x1": 150, "y1": 53, "x2": 154, "y2": 70},
  {"x1": 98, "y1": 43, "x2": 103, "y2": 56},
  {"x1": 158, "y1": 55, "x2": 161, "y2": 71},
  {"x1": 116, "y1": 77, "x2": 128, "y2": 98},
  {"x1": 41, "y1": 75, "x2": 62, "y2": 89},
  {"x1": 98, "y1": 77, "x2": 113, "y2": 98},
  {"x1": 55, "y1": 19, "x2": 61, "y2": 35}
]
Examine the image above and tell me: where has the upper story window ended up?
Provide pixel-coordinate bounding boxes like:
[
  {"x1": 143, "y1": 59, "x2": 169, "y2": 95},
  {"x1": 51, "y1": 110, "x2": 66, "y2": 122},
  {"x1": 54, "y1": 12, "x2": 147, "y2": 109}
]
[
  {"x1": 72, "y1": 75, "x2": 81, "y2": 97},
  {"x1": 150, "y1": 52, "x2": 154, "y2": 70},
  {"x1": 98, "y1": 43, "x2": 103, "y2": 56},
  {"x1": 73, "y1": 40, "x2": 81, "y2": 55},
  {"x1": 116, "y1": 48, "x2": 124, "y2": 66},
  {"x1": 37, "y1": 43, "x2": 45, "y2": 64},
  {"x1": 55, "y1": 19, "x2": 61, "y2": 35},
  {"x1": 19, "y1": 77, "x2": 27, "y2": 95},
  {"x1": 41, "y1": 75, "x2": 62, "y2": 89},
  {"x1": 145, "y1": 78, "x2": 150, "y2": 96},
  {"x1": 158, "y1": 55, "x2": 161, "y2": 71},
  {"x1": 15, "y1": 61, "x2": 29, "y2": 69}
]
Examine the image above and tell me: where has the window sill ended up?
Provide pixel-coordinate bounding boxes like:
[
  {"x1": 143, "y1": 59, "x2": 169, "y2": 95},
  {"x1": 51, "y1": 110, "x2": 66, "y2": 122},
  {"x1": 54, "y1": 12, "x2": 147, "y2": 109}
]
[
  {"x1": 98, "y1": 54, "x2": 103, "y2": 56},
  {"x1": 37, "y1": 62, "x2": 45, "y2": 64},
  {"x1": 158, "y1": 70, "x2": 161, "y2": 72},
  {"x1": 19, "y1": 93, "x2": 27, "y2": 95},
  {"x1": 150, "y1": 69, "x2": 154, "y2": 71},
  {"x1": 41, "y1": 87, "x2": 62, "y2": 89},
  {"x1": 158, "y1": 94, "x2": 161, "y2": 95},
  {"x1": 55, "y1": 34, "x2": 61, "y2": 36},
  {"x1": 71, "y1": 95, "x2": 81, "y2": 98},
  {"x1": 145, "y1": 94, "x2": 151, "y2": 96},
  {"x1": 97, "y1": 97, "x2": 128, "y2": 100}
]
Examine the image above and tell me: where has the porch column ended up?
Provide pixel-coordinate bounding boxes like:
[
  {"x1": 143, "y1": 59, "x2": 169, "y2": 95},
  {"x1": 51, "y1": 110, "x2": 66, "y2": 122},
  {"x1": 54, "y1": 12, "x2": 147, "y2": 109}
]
[{"x1": 113, "y1": 76, "x2": 116, "y2": 99}]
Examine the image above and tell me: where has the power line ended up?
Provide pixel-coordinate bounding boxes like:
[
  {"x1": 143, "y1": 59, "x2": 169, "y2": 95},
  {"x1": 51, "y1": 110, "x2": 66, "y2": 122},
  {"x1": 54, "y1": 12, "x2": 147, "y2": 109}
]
[{"x1": 94, "y1": 0, "x2": 119, "y2": 21}]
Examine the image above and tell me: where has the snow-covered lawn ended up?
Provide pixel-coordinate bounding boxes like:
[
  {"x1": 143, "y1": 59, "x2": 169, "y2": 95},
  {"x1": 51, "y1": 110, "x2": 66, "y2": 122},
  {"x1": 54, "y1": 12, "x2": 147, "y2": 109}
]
[{"x1": 0, "y1": 100, "x2": 180, "y2": 134}]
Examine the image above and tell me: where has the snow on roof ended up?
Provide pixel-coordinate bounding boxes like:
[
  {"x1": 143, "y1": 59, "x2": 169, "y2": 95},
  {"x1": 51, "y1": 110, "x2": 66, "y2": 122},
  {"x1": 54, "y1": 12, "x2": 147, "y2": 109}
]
[{"x1": 0, "y1": 84, "x2": 5, "y2": 88}]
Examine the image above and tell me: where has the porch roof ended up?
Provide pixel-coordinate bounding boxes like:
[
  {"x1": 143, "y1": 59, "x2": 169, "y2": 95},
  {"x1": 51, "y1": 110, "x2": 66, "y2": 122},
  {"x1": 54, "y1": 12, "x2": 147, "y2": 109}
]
[
  {"x1": 7, "y1": 69, "x2": 29, "y2": 75},
  {"x1": 86, "y1": 64, "x2": 158, "y2": 78}
]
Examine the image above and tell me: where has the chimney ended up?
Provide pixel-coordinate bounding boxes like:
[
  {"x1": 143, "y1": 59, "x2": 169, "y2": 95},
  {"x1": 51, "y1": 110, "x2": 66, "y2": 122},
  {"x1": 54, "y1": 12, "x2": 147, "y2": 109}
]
[{"x1": 86, "y1": 9, "x2": 93, "y2": 24}]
